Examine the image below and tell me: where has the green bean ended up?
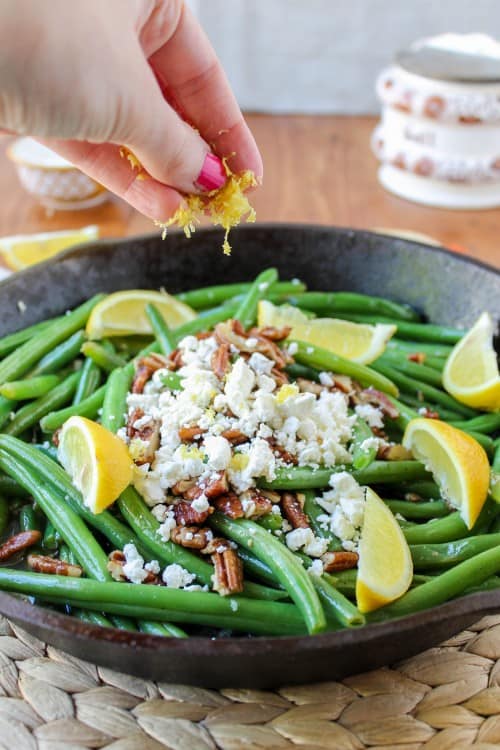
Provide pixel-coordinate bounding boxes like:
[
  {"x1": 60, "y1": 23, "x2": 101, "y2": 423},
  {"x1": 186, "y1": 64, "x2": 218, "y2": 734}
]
[
  {"x1": 303, "y1": 492, "x2": 342, "y2": 551},
  {"x1": 491, "y1": 440, "x2": 500, "y2": 503},
  {"x1": 0, "y1": 495, "x2": 8, "y2": 536},
  {"x1": 450, "y1": 413, "x2": 500, "y2": 435},
  {"x1": 234, "y1": 268, "x2": 279, "y2": 329},
  {"x1": 410, "y1": 532, "x2": 500, "y2": 570},
  {"x1": 0, "y1": 296, "x2": 103, "y2": 385},
  {"x1": 384, "y1": 499, "x2": 449, "y2": 519},
  {"x1": 176, "y1": 280, "x2": 306, "y2": 309},
  {"x1": 375, "y1": 353, "x2": 443, "y2": 387},
  {"x1": 0, "y1": 475, "x2": 28, "y2": 498},
  {"x1": 30, "y1": 330, "x2": 86, "y2": 376},
  {"x1": 173, "y1": 303, "x2": 237, "y2": 341},
  {"x1": 387, "y1": 339, "x2": 453, "y2": 358},
  {"x1": 286, "y1": 363, "x2": 321, "y2": 382},
  {"x1": 40, "y1": 385, "x2": 106, "y2": 432},
  {"x1": 81, "y1": 342, "x2": 126, "y2": 372},
  {"x1": 370, "y1": 545, "x2": 500, "y2": 621},
  {"x1": 237, "y1": 548, "x2": 281, "y2": 587},
  {"x1": 0, "y1": 318, "x2": 60, "y2": 358},
  {"x1": 0, "y1": 437, "x2": 151, "y2": 558},
  {"x1": 466, "y1": 431, "x2": 495, "y2": 459},
  {"x1": 421, "y1": 356, "x2": 446, "y2": 372},
  {"x1": 350, "y1": 417, "x2": 378, "y2": 471},
  {"x1": 260, "y1": 461, "x2": 430, "y2": 491},
  {"x1": 4, "y1": 371, "x2": 81, "y2": 437},
  {"x1": 0, "y1": 450, "x2": 110, "y2": 581},
  {"x1": 145, "y1": 304, "x2": 177, "y2": 355},
  {"x1": 210, "y1": 514, "x2": 326, "y2": 634},
  {"x1": 0, "y1": 375, "x2": 61, "y2": 401},
  {"x1": 72, "y1": 358, "x2": 101, "y2": 405},
  {"x1": 394, "y1": 392, "x2": 463, "y2": 422},
  {"x1": 292, "y1": 291, "x2": 419, "y2": 322},
  {"x1": 101, "y1": 368, "x2": 132, "y2": 432},
  {"x1": 73, "y1": 610, "x2": 113, "y2": 628},
  {"x1": 291, "y1": 341, "x2": 398, "y2": 396},
  {"x1": 42, "y1": 521, "x2": 60, "y2": 551},
  {"x1": 324, "y1": 570, "x2": 357, "y2": 597},
  {"x1": 257, "y1": 513, "x2": 283, "y2": 532},
  {"x1": 331, "y1": 314, "x2": 464, "y2": 344},
  {"x1": 403, "y1": 499, "x2": 498, "y2": 545},
  {"x1": 311, "y1": 574, "x2": 365, "y2": 628},
  {"x1": 109, "y1": 616, "x2": 137, "y2": 631},
  {"x1": 0, "y1": 397, "x2": 16, "y2": 430},
  {"x1": 397, "y1": 480, "x2": 441, "y2": 500},
  {"x1": 59, "y1": 544, "x2": 78, "y2": 566},
  {"x1": 370, "y1": 361, "x2": 476, "y2": 418},
  {"x1": 0, "y1": 569, "x2": 307, "y2": 636},
  {"x1": 138, "y1": 620, "x2": 188, "y2": 638}
]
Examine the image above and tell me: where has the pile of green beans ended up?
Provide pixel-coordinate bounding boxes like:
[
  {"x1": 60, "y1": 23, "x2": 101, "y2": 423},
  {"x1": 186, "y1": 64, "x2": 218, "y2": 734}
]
[{"x1": 0, "y1": 270, "x2": 497, "y2": 640}]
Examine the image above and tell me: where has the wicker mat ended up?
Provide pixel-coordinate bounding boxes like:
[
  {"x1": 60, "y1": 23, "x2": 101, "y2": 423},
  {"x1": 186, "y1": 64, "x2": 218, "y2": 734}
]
[{"x1": 3, "y1": 616, "x2": 500, "y2": 750}]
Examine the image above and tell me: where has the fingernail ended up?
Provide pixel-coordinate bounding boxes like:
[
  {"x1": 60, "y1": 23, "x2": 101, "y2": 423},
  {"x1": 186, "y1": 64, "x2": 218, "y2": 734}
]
[{"x1": 195, "y1": 153, "x2": 226, "y2": 191}]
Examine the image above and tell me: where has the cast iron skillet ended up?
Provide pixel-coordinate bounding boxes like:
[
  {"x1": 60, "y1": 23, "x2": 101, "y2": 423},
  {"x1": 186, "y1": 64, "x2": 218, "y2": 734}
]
[{"x1": 0, "y1": 224, "x2": 498, "y2": 688}]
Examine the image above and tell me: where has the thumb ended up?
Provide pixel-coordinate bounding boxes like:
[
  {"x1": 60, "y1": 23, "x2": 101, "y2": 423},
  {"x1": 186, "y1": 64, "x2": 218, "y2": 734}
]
[{"x1": 121, "y1": 62, "x2": 226, "y2": 195}]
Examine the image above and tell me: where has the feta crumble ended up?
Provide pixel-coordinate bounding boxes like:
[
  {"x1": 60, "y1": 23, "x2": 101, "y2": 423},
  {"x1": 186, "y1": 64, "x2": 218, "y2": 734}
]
[{"x1": 162, "y1": 563, "x2": 196, "y2": 589}]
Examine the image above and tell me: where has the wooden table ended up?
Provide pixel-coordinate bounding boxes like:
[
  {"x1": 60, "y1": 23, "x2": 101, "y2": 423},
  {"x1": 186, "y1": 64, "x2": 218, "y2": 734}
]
[{"x1": 0, "y1": 115, "x2": 498, "y2": 269}]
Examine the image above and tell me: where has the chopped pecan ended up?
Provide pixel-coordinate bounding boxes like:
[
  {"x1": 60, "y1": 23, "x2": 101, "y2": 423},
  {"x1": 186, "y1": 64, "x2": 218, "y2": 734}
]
[
  {"x1": 178, "y1": 425, "x2": 206, "y2": 442},
  {"x1": 260, "y1": 489, "x2": 281, "y2": 504},
  {"x1": 405, "y1": 492, "x2": 424, "y2": 503},
  {"x1": 183, "y1": 484, "x2": 205, "y2": 501},
  {"x1": 331, "y1": 375, "x2": 354, "y2": 394},
  {"x1": 168, "y1": 348, "x2": 184, "y2": 370},
  {"x1": 171, "y1": 525, "x2": 213, "y2": 550},
  {"x1": 132, "y1": 353, "x2": 170, "y2": 394},
  {"x1": 267, "y1": 438, "x2": 298, "y2": 465},
  {"x1": 281, "y1": 492, "x2": 310, "y2": 529},
  {"x1": 52, "y1": 428, "x2": 61, "y2": 447},
  {"x1": 0, "y1": 530, "x2": 41, "y2": 562},
  {"x1": 195, "y1": 331, "x2": 212, "y2": 340},
  {"x1": 201, "y1": 470, "x2": 229, "y2": 499},
  {"x1": 377, "y1": 443, "x2": 413, "y2": 461},
  {"x1": 408, "y1": 352, "x2": 426, "y2": 364},
  {"x1": 297, "y1": 378, "x2": 323, "y2": 396},
  {"x1": 221, "y1": 428, "x2": 248, "y2": 445},
  {"x1": 28, "y1": 554, "x2": 82, "y2": 577},
  {"x1": 250, "y1": 325, "x2": 291, "y2": 341},
  {"x1": 211, "y1": 545, "x2": 244, "y2": 596},
  {"x1": 418, "y1": 407, "x2": 440, "y2": 420},
  {"x1": 171, "y1": 479, "x2": 197, "y2": 496},
  {"x1": 107, "y1": 550, "x2": 126, "y2": 581},
  {"x1": 213, "y1": 493, "x2": 245, "y2": 519},
  {"x1": 126, "y1": 407, "x2": 160, "y2": 465},
  {"x1": 174, "y1": 500, "x2": 213, "y2": 526},
  {"x1": 211, "y1": 343, "x2": 231, "y2": 379},
  {"x1": 271, "y1": 367, "x2": 290, "y2": 386},
  {"x1": 240, "y1": 490, "x2": 273, "y2": 518},
  {"x1": 357, "y1": 388, "x2": 399, "y2": 419},
  {"x1": 322, "y1": 551, "x2": 359, "y2": 573}
]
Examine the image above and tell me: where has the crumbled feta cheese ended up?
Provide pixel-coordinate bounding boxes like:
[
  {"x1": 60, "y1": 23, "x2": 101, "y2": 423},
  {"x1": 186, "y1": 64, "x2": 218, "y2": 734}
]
[
  {"x1": 145, "y1": 560, "x2": 160, "y2": 575},
  {"x1": 287, "y1": 341, "x2": 298, "y2": 356},
  {"x1": 229, "y1": 599, "x2": 239, "y2": 611},
  {"x1": 316, "y1": 473, "x2": 367, "y2": 551},
  {"x1": 308, "y1": 559, "x2": 324, "y2": 577},
  {"x1": 319, "y1": 372, "x2": 334, "y2": 387},
  {"x1": 248, "y1": 352, "x2": 274, "y2": 375},
  {"x1": 162, "y1": 563, "x2": 196, "y2": 588},
  {"x1": 203, "y1": 435, "x2": 232, "y2": 471},
  {"x1": 355, "y1": 403, "x2": 384, "y2": 429},
  {"x1": 122, "y1": 544, "x2": 148, "y2": 584},
  {"x1": 157, "y1": 510, "x2": 177, "y2": 541},
  {"x1": 191, "y1": 495, "x2": 210, "y2": 513},
  {"x1": 359, "y1": 437, "x2": 379, "y2": 452}
]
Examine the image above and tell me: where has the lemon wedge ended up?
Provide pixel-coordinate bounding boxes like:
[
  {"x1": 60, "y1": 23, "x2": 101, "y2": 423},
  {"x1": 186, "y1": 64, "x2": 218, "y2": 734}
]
[
  {"x1": 258, "y1": 300, "x2": 396, "y2": 365},
  {"x1": 442, "y1": 312, "x2": 500, "y2": 412},
  {"x1": 86, "y1": 289, "x2": 196, "y2": 339},
  {"x1": 356, "y1": 488, "x2": 413, "y2": 613},
  {"x1": 58, "y1": 416, "x2": 133, "y2": 514},
  {"x1": 403, "y1": 418, "x2": 490, "y2": 529},
  {"x1": 0, "y1": 226, "x2": 99, "y2": 271}
]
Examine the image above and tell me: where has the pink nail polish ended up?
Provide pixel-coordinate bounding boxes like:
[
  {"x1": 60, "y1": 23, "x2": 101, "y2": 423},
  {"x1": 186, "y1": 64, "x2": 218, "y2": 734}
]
[{"x1": 195, "y1": 153, "x2": 226, "y2": 191}]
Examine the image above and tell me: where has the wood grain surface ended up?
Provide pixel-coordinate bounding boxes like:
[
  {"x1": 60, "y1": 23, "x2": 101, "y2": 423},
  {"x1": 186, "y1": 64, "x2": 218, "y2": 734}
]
[{"x1": 0, "y1": 115, "x2": 498, "y2": 269}]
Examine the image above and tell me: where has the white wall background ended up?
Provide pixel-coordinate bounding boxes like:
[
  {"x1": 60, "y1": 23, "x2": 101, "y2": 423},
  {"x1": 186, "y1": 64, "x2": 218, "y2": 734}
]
[{"x1": 188, "y1": 0, "x2": 500, "y2": 113}]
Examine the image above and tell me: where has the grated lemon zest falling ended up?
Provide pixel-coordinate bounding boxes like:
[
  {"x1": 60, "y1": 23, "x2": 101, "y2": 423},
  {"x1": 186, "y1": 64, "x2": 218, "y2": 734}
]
[{"x1": 157, "y1": 160, "x2": 257, "y2": 255}]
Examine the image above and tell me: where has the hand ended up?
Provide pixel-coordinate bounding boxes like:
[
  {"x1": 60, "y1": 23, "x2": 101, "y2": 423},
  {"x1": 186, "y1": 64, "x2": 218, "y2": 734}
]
[{"x1": 0, "y1": 0, "x2": 262, "y2": 219}]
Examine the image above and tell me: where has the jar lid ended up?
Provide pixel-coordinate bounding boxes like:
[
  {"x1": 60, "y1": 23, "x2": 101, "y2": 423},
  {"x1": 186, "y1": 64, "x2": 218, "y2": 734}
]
[{"x1": 397, "y1": 33, "x2": 500, "y2": 83}]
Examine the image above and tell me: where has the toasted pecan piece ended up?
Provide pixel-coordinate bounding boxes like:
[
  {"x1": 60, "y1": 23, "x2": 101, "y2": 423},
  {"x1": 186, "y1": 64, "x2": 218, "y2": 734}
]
[
  {"x1": 0, "y1": 530, "x2": 42, "y2": 562},
  {"x1": 201, "y1": 470, "x2": 229, "y2": 499},
  {"x1": 281, "y1": 492, "x2": 310, "y2": 529},
  {"x1": 173, "y1": 501, "x2": 213, "y2": 526},
  {"x1": 408, "y1": 352, "x2": 426, "y2": 364},
  {"x1": 211, "y1": 342, "x2": 231, "y2": 379},
  {"x1": 213, "y1": 493, "x2": 245, "y2": 519},
  {"x1": 28, "y1": 554, "x2": 82, "y2": 577},
  {"x1": 267, "y1": 438, "x2": 298, "y2": 465},
  {"x1": 377, "y1": 443, "x2": 413, "y2": 461},
  {"x1": 168, "y1": 348, "x2": 184, "y2": 370},
  {"x1": 356, "y1": 387, "x2": 399, "y2": 419},
  {"x1": 250, "y1": 325, "x2": 292, "y2": 341},
  {"x1": 126, "y1": 407, "x2": 160, "y2": 465},
  {"x1": 106, "y1": 550, "x2": 158, "y2": 584},
  {"x1": 132, "y1": 353, "x2": 170, "y2": 394},
  {"x1": 178, "y1": 425, "x2": 206, "y2": 442},
  {"x1": 240, "y1": 490, "x2": 273, "y2": 518},
  {"x1": 297, "y1": 378, "x2": 323, "y2": 396},
  {"x1": 221, "y1": 428, "x2": 248, "y2": 446},
  {"x1": 211, "y1": 544, "x2": 244, "y2": 596},
  {"x1": 170, "y1": 525, "x2": 213, "y2": 550},
  {"x1": 322, "y1": 551, "x2": 359, "y2": 573}
]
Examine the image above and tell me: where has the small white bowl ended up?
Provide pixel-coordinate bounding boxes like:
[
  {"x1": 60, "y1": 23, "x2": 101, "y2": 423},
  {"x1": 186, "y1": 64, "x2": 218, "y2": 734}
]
[{"x1": 7, "y1": 137, "x2": 108, "y2": 211}]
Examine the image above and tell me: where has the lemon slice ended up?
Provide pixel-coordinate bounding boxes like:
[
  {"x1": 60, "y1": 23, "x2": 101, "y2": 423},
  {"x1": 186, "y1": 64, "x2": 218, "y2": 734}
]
[
  {"x1": 86, "y1": 289, "x2": 196, "y2": 339},
  {"x1": 442, "y1": 312, "x2": 500, "y2": 412},
  {"x1": 58, "y1": 416, "x2": 133, "y2": 514},
  {"x1": 403, "y1": 418, "x2": 490, "y2": 529},
  {"x1": 258, "y1": 300, "x2": 395, "y2": 364},
  {"x1": 356, "y1": 488, "x2": 413, "y2": 613},
  {"x1": 0, "y1": 226, "x2": 99, "y2": 271}
]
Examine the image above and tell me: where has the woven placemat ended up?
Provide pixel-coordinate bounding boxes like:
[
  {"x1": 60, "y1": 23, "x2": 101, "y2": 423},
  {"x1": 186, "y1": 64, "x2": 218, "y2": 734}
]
[{"x1": 2, "y1": 615, "x2": 500, "y2": 750}]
